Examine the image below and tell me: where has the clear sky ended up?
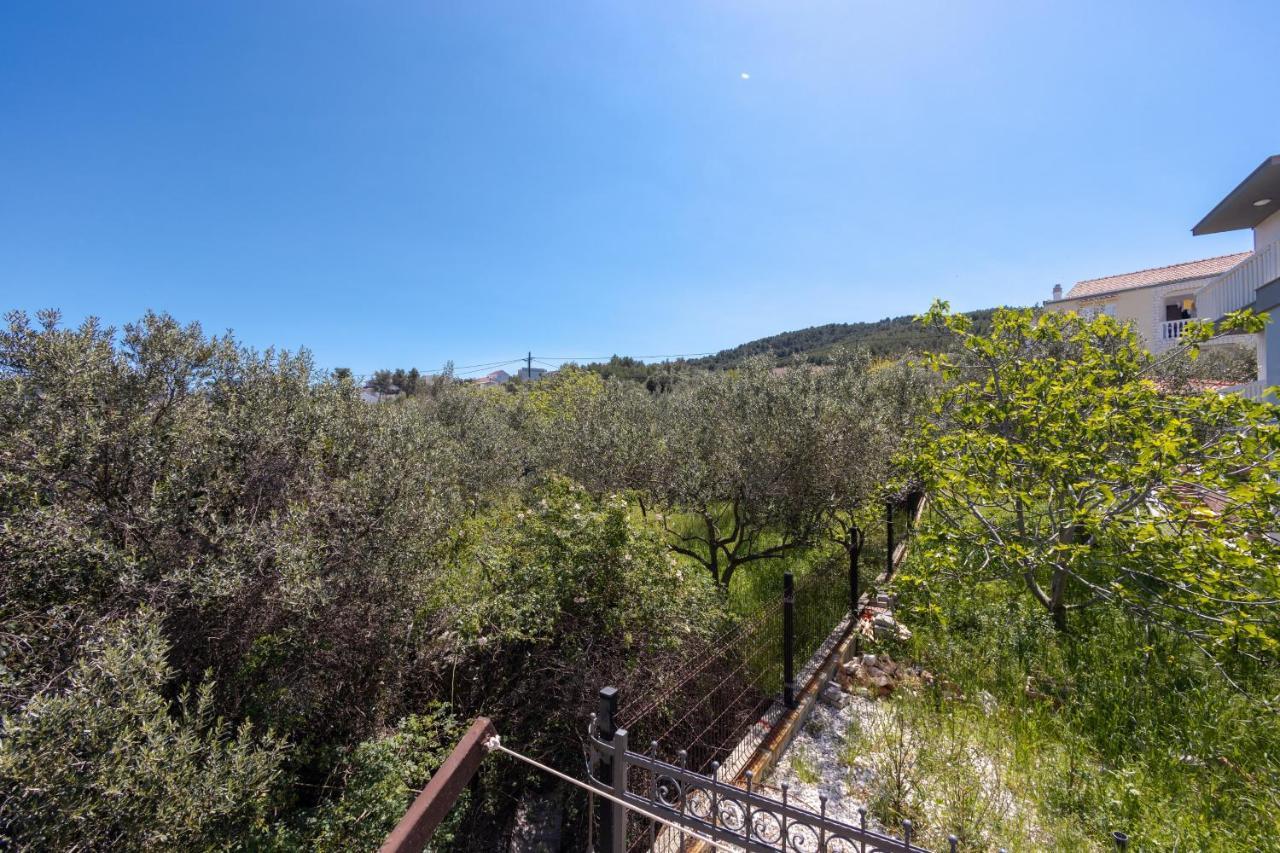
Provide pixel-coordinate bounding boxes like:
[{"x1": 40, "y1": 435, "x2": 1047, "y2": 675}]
[{"x1": 2, "y1": 1, "x2": 1278, "y2": 377}]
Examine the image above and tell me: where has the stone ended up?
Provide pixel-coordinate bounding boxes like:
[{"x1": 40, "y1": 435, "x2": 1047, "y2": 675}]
[{"x1": 819, "y1": 685, "x2": 850, "y2": 708}]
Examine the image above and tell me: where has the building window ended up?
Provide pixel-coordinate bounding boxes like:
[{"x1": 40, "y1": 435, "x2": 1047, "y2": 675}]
[{"x1": 1081, "y1": 303, "x2": 1115, "y2": 319}]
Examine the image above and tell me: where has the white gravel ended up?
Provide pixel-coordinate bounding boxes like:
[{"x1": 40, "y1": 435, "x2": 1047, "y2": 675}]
[{"x1": 758, "y1": 696, "x2": 895, "y2": 833}]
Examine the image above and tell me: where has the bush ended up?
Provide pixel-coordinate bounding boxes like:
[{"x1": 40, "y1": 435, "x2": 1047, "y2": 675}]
[
  {"x1": 0, "y1": 611, "x2": 287, "y2": 851},
  {"x1": 282, "y1": 708, "x2": 464, "y2": 852}
]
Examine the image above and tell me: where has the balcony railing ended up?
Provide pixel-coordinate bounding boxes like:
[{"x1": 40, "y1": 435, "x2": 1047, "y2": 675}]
[
  {"x1": 1221, "y1": 380, "x2": 1268, "y2": 401},
  {"x1": 1198, "y1": 240, "x2": 1280, "y2": 320},
  {"x1": 1162, "y1": 318, "x2": 1190, "y2": 340}
]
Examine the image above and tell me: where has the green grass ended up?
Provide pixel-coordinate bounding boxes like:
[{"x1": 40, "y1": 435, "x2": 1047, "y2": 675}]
[{"x1": 870, "y1": 546, "x2": 1280, "y2": 851}]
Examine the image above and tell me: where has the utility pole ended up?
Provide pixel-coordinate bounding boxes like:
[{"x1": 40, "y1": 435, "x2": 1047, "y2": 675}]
[{"x1": 526, "y1": 351, "x2": 533, "y2": 381}]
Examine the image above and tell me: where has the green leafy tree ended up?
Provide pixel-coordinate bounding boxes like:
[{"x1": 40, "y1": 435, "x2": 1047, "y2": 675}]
[{"x1": 913, "y1": 303, "x2": 1280, "y2": 669}]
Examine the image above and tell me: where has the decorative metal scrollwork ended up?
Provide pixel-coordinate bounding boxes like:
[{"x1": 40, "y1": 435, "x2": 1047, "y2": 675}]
[
  {"x1": 750, "y1": 809, "x2": 784, "y2": 844},
  {"x1": 823, "y1": 834, "x2": 862, "y2": 853},
  {"x1": 716, "y1": 796, "x2": 747, "y2": 831},
  {"x1": 655, "y1": 774, "x2": 683, "y2": 808},
  {"x1": 785, "y1": 822, "x2": 822, "y2": 851}
]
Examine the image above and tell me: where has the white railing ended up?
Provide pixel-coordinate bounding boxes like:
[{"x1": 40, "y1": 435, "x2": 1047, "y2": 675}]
[
  {"x1": 1220, "y1": 380, "x2": 1268, "y2": 401},
  {"x1": 1198, "y1": 240, "x2": 1280, "y2": 319},
  {"x1": 1161, "y1": 318, "x2": 1190, "y2": 340}
]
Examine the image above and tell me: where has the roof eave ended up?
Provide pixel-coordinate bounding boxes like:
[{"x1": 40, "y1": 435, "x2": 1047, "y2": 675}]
[{"x1": 1192, "y1": 155, "x2": 1280, "y2": 236}]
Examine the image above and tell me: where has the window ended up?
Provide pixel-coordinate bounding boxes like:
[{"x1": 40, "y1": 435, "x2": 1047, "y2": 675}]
[{"x1": 1080, "y1": 303, "x2": 1115, "y2": 319}]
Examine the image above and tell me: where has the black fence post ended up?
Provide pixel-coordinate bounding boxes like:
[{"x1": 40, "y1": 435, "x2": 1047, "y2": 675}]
[
  {"x1": 593, "y1": 687, "x2": 618, "y2": 853},
  {"x1": 609, "y1": 728, "x2": 628, "y2": 853},
  {"x1": 850, "y1": 544, "x2": 861, "y2": 655},
  {"x1": 885, "y1": 500, "x2": 896, "y2": 579},
  {"x1": 783, "y1": 571, "x2": 796, "y2": 709},
  {"x1": 849, "y1": 545, "x2": 860, "y2": 615}
]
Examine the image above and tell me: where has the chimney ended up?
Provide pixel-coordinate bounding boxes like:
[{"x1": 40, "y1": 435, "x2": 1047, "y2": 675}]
[{"x1": 1052, "y1": 283, "x2": 1063, "y2": 301}]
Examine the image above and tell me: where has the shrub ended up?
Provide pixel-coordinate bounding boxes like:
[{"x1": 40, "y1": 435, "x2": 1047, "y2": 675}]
[{"x1": 0, "y1": 611, "x2": 287, "y2": 851}]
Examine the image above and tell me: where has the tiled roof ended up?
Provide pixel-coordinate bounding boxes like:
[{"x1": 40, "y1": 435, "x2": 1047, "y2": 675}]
[{"x1": 1063, "y1": 252, "x2": 1251, "y2": 300}]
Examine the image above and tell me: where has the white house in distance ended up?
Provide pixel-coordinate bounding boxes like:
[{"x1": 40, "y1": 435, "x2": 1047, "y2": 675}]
[
  {"x1": 1046, "y1": 155, "x2": 1280, "y2": 397},
  {"x1": 1044, "y1": 253, "x2": 1250, "y2": 353},
  {"x1": 471, "y1": 369, "x2": 511, "y2": 388}
]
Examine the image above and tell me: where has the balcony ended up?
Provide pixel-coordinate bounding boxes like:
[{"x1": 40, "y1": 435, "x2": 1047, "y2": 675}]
[
  {"x1": 1198, "y1": 239, "x2": 1280, "y2": 320},
  {"x1": 1161, "y1": 318, "x2": 1191, "y2": 341}
]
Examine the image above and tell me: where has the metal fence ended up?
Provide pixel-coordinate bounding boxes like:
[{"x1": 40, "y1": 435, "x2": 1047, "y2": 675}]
[
  {"x1": 615, "y1": 564, "x2": 851, "y2": 774},
  {"x1": 589, "y1": 709, "x2": 929, "y2": 853}
]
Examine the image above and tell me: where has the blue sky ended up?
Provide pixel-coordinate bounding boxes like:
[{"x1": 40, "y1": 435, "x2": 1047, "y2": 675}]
[{"x1": 2, "y1": 1, "x2": 1278, "y2": 377}]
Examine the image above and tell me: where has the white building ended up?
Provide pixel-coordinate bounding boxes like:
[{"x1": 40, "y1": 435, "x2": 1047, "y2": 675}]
[
  {"x1": 1191, "y1": 155, "x2": 1280, "y2": 398},
  {"x1": 1046, "y1": 155, "x2": 1280, "y2": 398}
]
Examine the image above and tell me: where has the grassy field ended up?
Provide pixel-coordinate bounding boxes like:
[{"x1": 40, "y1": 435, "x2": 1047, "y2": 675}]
[{"x1": 872, "y1": 547, "x2": 1280, "y2": 850}]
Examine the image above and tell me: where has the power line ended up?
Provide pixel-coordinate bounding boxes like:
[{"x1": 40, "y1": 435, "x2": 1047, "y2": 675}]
[
  {"x1": 360, "y1": 350, "x2": 718, "y2": 382},
  {"x1": 454, "y1": 360, "x2": 523, "y2": 377},
  {"x1": 537, "y1": 352, "x2": 715, "y2": 362}
]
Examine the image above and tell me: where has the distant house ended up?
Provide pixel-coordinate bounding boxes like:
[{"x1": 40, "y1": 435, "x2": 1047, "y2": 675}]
[
  {"x1": 1044, "y1": 253, "x2": 1251, "y2": 353},
  {"x1": 360, "y1": 384, "x2": 400, "y2": 403},
  {"x1": 1046, "y1": 154, "x2": 1280, "y2": 398},
  {"x1": 517, "y1": 366, "x2": 548, "y2": 381},
  {"x1": 471, "y1": 369, "x2": 511, "y2": 388}
]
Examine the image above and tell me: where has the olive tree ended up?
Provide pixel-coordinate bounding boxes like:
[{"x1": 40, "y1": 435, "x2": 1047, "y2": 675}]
[
  {"x1": 651, "y1": 359, "x2": 827, "y2": 589},
  {"x1": 815, "y1": 352, "x2": 933, "y2": 597}
]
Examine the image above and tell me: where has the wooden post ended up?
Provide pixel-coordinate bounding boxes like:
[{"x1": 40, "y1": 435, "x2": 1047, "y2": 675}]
[
  {"x1": 783, "y1": 571, "x2": 796, "y2": 709},
  {"x1": 380, "y1": 716, "x2": 495, "y2": 853}
]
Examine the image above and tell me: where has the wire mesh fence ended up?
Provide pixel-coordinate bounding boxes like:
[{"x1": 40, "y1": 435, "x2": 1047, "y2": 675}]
[{"x1": 595, "y1": 496, "x2": 923, "y2": 853}]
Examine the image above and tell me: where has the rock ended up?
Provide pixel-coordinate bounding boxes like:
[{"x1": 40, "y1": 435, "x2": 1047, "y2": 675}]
[
  {"x1": 819, "y1": 685, "x2": 850, "y2": 708},
  {"x1": 871, "y1": 613, "x2": 912, "y2": 641},
  {"x1": 978, "y1": 690, "x2": 997, "y2": 713}
]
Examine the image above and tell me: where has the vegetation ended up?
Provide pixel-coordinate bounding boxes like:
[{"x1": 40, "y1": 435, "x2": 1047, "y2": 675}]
[
  {"x1": 914, "y1": 303, "x2": 1279, "y2": 658},
  {"x1": 3, "y1": 300, "x2": 1277, "y2": 850},
  {"x1": 689, "y1": 307, "x2": 1002, "y2": 370},
  {"x1": 884, "y1": 303, "x2": 1280, "y2": 849},
  {"x1": 0, "y1": 308, "x2": 917, "y2": 850}
]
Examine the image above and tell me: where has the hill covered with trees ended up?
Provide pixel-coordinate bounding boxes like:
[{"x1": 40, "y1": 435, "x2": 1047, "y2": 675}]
[{"x1": 689, "y1": 307, "x2": 1004, "y2": 370}]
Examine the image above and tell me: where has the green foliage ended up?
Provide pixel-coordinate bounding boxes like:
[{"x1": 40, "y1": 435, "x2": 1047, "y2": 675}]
[
  {"x1": 440, "y1": 478, "x2": 725, "y2": 758},
  {"x1": 282, "y1": 708, "x2": 464, "y2": 852},
  {"x1": 913, "y1": 303, "x2": 1280, "y2": 663},
  {"x1": 0, "y1": 611, "x2": 287, "y2": 851},
  {"x1": 890, "y1": 567, "x2": 1280, "y2": 849},
  {"x1": 690, "y1": 308, "x2": 1003, "y2": 370},
  {"x1": 1151, "y1": 341, "x2": 1257, "y2": 388}
]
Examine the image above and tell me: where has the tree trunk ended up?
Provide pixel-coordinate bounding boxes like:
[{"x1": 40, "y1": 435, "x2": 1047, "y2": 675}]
[
  {"x1": 1049, "y1": 566, "x2": 1069, "y2": 632},
  {"x1": 704, "y1": 513, "x2": 721, "y2": 587}
]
